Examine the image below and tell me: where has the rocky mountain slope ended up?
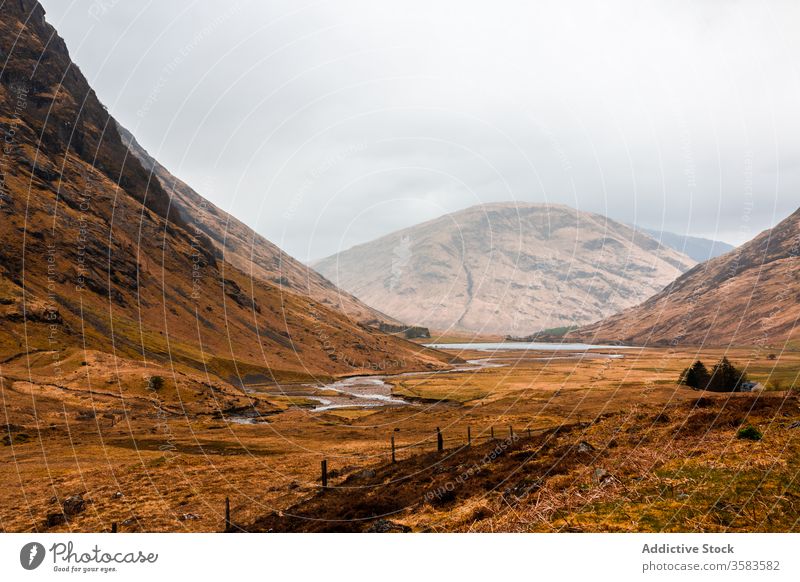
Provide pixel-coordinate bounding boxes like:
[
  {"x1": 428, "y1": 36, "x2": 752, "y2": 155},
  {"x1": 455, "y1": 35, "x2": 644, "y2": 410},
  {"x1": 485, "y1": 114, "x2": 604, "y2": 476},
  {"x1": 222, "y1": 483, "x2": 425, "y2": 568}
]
[
  {"x1": 0, "y1": 0, "x2": 448, "y2": 385},
  {"x1": 313, "y1": 203, "x2": 696, "y2": 334},
  {"x1": 574, "y1": 207, "x2": 800, "y2": 347}
]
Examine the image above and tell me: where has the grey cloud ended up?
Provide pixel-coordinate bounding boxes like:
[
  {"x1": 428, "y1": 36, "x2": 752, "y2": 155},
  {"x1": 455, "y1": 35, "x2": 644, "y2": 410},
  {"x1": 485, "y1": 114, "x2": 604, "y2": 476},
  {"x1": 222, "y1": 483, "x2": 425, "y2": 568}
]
[{"x1": 41, "y1": 0, "x2": 800, "y2": 261}]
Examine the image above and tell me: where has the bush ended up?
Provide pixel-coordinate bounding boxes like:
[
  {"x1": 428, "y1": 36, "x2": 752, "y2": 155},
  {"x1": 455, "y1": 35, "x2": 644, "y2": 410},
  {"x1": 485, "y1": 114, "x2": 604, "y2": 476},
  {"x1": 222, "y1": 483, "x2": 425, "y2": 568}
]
[
  {"x1": 736, "y1": 426, "x2": 762, "y2": 441},
  {"x1": 148, "y1": 375, "x2": 165, "y2": 391},
  {"x1": 768, "y1": 379, "x2": 784, "y2": 391}
]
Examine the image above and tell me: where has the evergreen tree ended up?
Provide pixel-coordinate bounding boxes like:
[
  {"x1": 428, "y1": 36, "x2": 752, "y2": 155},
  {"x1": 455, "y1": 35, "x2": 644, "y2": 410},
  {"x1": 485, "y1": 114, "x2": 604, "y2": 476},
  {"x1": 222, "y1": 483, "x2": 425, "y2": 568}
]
[
  {"x1": 679, "y1": 360, "x2": 710, "y2": 389},
  {"x1": 707, "y1": 357, "x2": 749, "y2": 392}
]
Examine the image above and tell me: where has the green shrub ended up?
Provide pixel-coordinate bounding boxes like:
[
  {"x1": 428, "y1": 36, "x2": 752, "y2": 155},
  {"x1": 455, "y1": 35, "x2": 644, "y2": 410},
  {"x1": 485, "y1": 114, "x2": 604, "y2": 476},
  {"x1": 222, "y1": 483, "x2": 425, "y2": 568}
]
[{"x1": 736, "y1": 426, "x2": 762, "y2": 441}]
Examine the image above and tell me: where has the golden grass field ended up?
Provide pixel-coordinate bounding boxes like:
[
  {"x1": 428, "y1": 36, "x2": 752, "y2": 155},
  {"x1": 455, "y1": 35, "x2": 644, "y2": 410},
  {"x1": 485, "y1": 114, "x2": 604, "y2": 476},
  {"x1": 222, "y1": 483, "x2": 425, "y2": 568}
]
[{"x1": 1, "y1": 345, "x2": 798, "y2": 532}]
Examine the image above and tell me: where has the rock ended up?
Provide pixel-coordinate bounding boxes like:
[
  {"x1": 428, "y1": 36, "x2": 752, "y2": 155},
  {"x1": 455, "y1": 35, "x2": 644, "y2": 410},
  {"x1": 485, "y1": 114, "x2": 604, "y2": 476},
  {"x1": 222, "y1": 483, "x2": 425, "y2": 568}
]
[
  {"x1": 287, "y1": 481, "x2": 300, "y2": 490},
  {"x1": 45, "y1": 513, "x2": 66, "y2": 528},
  {"x1": 112, "y1": 491, "x2": 124, "y2": 499},
  {"x1": 366, "y1": 519, "x2": 411, "y2": 533},
  {"x1": 62, "y1": 494, "x2": 86, "y2": 516},
  {"x1": 352, "y1": 469, "x2": 376, "y2": 481},
  {"x1": 503, "y1": 478, "x2": 542, "y2": 501},
  {"x1": 677, "y1": 493, "x2": 689, "y2": 500},
  {"x1": 592, "y1": 468, "x2": 615, "y2": 485},
  {"x1": 789, "y1": 421, "x2": 800, "y2": 429},
  {"x1": 178, "y1": 513, "x2": 200, "y2": 521},
  {"x1": 577, "y1": 441, "x2": 595, "y2": 453}
]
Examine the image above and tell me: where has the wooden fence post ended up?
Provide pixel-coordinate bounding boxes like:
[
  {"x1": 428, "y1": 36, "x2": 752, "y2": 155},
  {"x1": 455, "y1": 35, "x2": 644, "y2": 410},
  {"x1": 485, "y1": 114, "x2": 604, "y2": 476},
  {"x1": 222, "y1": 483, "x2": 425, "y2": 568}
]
[
  {"x1": 527, "y1": 427, "x2": 532, "y2": 438},
  {"x1": 111, "y1": 522, "x2": 117, "y2": 533},
  {"x1": 509, "y1": 425, "x2": 514, "y2": 439},
  {"x1": 321, "y1": 459, "x2": 328, "y2": 489},
  {"x1": 391, "y1": 436, "x2": 396, "y2": 463},
  {"x1": 467, "y1": 426, "x2": 471, "y2": 447},
  {"x1": 224, "y1": 497, "x2": 231, "y2": 532},
  {"x1": 436, "y1": 427, "x2": 443, "y2": 452},
  {"x1": 490, "y1": 426, "x2": 495, "y2": 440}
]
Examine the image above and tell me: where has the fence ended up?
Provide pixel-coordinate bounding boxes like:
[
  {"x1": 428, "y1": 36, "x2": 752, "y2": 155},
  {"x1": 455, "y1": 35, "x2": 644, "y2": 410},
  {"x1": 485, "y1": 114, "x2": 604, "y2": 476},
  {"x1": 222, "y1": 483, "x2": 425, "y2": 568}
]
[{"x1": 219, "y1": 422, "x2": 541, "y2": 532}]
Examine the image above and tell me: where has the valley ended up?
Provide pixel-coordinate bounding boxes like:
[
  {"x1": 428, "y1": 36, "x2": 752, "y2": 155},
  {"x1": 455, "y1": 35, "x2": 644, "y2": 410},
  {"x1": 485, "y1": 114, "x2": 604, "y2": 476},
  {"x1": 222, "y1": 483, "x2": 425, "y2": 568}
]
[
  {"x1": 1, "y1": 0, "x2": 798, "y2": 538},
  {"x1": 2, "y1": 344, "x2": 797, "y2": 532}
]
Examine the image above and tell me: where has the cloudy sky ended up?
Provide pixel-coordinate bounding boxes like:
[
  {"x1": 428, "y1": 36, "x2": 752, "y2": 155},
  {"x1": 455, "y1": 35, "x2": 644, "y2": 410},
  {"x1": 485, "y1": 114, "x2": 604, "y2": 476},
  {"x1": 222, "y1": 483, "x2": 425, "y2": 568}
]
[{"x1": 42, "y1": 0, "x2": 800, "y2": 261}]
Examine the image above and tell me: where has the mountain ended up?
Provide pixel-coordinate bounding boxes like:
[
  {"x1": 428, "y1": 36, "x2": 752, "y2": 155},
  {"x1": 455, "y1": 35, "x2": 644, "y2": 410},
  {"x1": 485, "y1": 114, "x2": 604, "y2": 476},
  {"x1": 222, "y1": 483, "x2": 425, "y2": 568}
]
[
  {"x1": 312, "y1": 202, "x2": 696, "y2": 335},
  {"x1": 636, "y1": 227, "x2": 734, "y2": 263},
  {"x1": 573, "y1": 207, "x2": 800, "y2": 346},
  {"x1": 0, "y1": 0, "x2": 448, "y2": 386}
]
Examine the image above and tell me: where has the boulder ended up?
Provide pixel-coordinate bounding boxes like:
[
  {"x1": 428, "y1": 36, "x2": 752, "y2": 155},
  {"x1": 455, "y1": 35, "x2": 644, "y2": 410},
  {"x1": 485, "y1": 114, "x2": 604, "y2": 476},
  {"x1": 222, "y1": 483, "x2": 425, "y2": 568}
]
[
  {"x1": 352, "y1": 468, "x2": 376, "y2": 481},
  {"x1": 592, "y1": 468, "x2": 615, "y2": 485},
  {"x1": 62, "y1": 494, "x2": 86, "y2": 516}
]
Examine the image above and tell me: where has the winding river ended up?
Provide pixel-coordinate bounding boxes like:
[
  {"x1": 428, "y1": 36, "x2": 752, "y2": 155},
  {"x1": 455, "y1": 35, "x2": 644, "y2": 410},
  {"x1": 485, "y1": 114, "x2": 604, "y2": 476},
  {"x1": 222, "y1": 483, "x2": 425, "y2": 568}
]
[{"x1": 235, "y1": 343, "x2": 629, "y2": 421}]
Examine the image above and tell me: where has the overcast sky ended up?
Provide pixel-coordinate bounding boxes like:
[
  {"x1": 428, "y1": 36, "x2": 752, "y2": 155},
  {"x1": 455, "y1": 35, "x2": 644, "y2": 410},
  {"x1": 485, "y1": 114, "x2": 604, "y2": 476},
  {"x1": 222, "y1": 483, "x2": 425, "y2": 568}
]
[{"x1": 41, "y1": 0, "x2": 800, "y2": 261}]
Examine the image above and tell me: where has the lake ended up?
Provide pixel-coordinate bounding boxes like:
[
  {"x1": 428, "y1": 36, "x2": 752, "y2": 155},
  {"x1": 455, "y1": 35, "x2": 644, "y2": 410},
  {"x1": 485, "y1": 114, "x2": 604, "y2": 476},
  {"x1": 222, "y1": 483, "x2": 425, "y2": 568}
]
[{"x1": 423, "y1": 341, "x2": 636, "y2": 352}]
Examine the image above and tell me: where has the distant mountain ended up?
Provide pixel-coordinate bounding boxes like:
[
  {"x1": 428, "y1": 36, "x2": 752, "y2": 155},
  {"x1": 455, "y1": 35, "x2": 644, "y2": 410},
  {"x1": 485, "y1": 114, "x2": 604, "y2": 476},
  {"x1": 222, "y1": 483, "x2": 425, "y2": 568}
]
[
  {"x1": 636, "y1": 227, "x2": 734, "y2": 263},
  {"x1": 0, "y1": 0, "x2": 447, "y2": 382},
  {"x1": 312, "y1": 203, "x2": 696, "y2": 335},
  {"x1": 573, "y1": 207, "x2": 800, "y2": 346}
]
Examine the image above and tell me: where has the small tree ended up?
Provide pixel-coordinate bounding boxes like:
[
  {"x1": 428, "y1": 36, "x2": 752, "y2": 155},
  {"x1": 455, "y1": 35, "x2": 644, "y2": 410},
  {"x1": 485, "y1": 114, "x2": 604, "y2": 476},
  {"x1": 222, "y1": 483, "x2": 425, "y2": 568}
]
[
  {"x1": 679, "y1": 361, "x2": 711, "y2": 390},
  {"x1": 707, "y1": 357, "x2": 748, "y2": 392}
]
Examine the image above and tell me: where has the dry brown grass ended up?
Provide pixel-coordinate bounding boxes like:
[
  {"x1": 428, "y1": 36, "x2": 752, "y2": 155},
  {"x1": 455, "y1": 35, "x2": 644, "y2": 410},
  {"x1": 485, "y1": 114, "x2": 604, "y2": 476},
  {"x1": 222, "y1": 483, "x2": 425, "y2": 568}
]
[{"x1": 1, "y1": 346, "x2": 798, "y2": 532}]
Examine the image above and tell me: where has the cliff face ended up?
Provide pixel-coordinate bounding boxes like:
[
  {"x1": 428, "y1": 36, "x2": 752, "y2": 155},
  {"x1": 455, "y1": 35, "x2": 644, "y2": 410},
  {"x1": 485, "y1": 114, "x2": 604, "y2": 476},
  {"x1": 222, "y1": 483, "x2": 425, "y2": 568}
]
[
  {"x1": 0, "y1": 0, "x2": 186, "y2": 228},
  {"x1": 573, "y1": 208, "x2": 800, "y2": 347},
  {"x1": 313, "y1": 202, "x2": 696, "y2": 335},
  {"x1": 0, "y1": 0, "x2": 448, "y2": 381}
]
